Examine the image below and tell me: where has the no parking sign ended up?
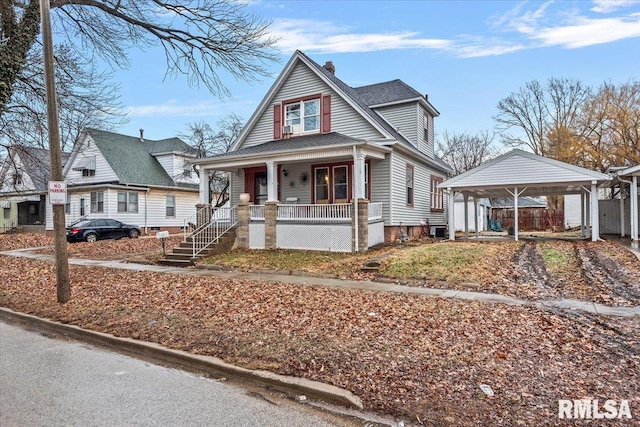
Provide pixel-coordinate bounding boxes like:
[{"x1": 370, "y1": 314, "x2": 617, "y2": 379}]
[{"x1": 48, "y1": 181, "x2": 66, "y2": 205}]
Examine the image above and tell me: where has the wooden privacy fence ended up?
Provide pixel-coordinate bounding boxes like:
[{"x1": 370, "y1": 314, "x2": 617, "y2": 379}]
[{"x1": 492, "y1": 208, "x2": 565, "y2": 231}]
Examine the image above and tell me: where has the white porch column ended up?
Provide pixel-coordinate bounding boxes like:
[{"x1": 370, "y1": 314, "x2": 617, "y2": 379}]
[
  {"x1": 580, "y1": 191, "x2": 585, "y2": 238},
  {"x1": 620, "y1": 182, "x2": 626, "y2": 238},
  {"x1": 473, "y1": 197, "x2": 479, "y2": 238},
  {"x1": 514, "y1": 187, "x2": 519, "y2": 241},
  {"x1": 199, "y1": 168, "x2": 209, "y2": 204},
  {"x1": 585, "y1": 189, "x2": 591, "y2": 239},
  {"x1": 353, "y1": 149, "x2": 366, "y2": 200},
  {"x1": 463, "y1": 193, "x2": 469, "y2": 239},
  {"x1": 632, "y1": 176, "x2": 638, "y2": 248},
  {"x1": 591, "y1": 181, "x2": 599, "y2": 242},
  {"x1": 448, "y1": 188, "x2": 455, "y2": 241},
  {"x1": 266, "y1": 161, "x2": 278, "y2": 202}
]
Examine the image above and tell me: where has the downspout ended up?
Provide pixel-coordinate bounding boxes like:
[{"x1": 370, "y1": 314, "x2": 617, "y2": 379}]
[{"x1": 353, "y1": 146, "x2": 358, "y2": 252}]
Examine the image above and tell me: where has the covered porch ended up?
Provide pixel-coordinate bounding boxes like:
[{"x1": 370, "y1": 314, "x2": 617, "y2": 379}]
[{"x1": 191, "y1": 133, "x2": 390, "y2": 253}]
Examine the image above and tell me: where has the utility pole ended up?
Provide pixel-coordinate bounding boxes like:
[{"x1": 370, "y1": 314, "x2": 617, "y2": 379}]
[{"x1": 40, "y1": 0, "x2": 70, "y2": 302}]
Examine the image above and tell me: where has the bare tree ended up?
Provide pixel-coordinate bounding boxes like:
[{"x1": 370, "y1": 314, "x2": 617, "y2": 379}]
[
  {"x1": 494, "y1": 78, "x2": 591, "y2": 157},
  {"x1": 180, "y1": 113, "x2": 244, "y2": 207},
  {"x1": 436, "y1": 130, "x2": 497, "y2": 175},
  {"x1": 1, "y1": 0, "x2": 278, "y2": 113}
]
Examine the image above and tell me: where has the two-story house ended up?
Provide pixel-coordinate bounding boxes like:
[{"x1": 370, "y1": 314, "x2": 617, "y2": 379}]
[
  {"x1": 49, "y1": 128, "x2": 200, "y2": 235},
  {"x1": 0, "y1": 146, "x2": 69, "y2": 232},
  {"x1": 191, "y1": 51, "x2": 453, "y2": 253}
]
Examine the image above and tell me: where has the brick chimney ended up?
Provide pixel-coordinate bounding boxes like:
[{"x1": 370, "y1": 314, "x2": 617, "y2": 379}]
[
  {"x1": 139, "y1": 128, "x2": 144, "y2": 142},
  {"x1": 323, "y1": 61, "x2": 335, "y2": 74}
]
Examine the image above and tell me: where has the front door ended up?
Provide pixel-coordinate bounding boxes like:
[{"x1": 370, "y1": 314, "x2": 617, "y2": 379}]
[{"x1": 254, "y1": 172, "x2": 268, "y2": 205}]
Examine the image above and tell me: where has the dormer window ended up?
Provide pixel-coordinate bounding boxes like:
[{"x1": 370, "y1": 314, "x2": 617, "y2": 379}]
[
  {"x1": 73, "y1": 156, "x2": 96, "y2": 177},
  {"x1": 423, "y1": 113, "x2": 430, "y2": 142},
  {"x1": 285, "y1": 99, "x2": 320, "y2": 133}
]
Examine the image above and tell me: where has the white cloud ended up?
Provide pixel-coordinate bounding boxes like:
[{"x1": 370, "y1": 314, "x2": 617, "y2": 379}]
[
  {"x1": 533, "y1": 15, "x2": 640, "y2": 47},
  {"x1": 591, "y1": 0, "x2": 640, "y2": 13},
  {"x1": 126, "y1": 99, "x2": 252, "y2": 117}
]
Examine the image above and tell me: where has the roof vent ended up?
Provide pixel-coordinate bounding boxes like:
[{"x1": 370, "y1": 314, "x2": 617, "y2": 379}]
[
  {"x1": 424, "y1": 94, "x2": 429, "y2": 101},
  {"x1": 139, "y1": 128, "x2": 144, "y2": 142},
  {"x1": 323, "y1": 61, "x2": 335, "y2": 75}
]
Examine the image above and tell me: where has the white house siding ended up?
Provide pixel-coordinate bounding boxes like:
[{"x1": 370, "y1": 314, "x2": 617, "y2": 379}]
[
  {"x1": 390, "y1": 151, "x2": 431, "y2": 226},
  {"x1": 369, "y1": 157, "x2": 391, "y2": 224},
  {"x1": 65, "y1": 135, "x2": 118, "y2": 186},
  {"x1": 0, "y1": 152, "x2": 36, "y2": 193},
  {"x1": 375, "y1": 103, "x2": 418, "y2": 147},
  {"x1": 154, "y1": 154, "x2": 175, "y2": 180},
  {"x1": 46, "y1": 187, "x2": 197, "y2": 232},
  {"x1": 239, "y1": 62, "x2": 385, "y2": 150}
]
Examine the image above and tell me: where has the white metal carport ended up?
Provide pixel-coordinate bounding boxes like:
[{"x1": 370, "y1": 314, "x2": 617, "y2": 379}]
[
  {"x1": 439, "y1": 150, "x2": 611, "y2": 242},
  {"x1": 615, "y1": 164, "x2": 640, "y2": 248}
]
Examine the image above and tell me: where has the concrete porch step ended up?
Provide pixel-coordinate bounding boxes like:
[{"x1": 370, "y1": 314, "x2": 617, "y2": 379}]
[{"x1": 157, "y1": 258, "x2": 194, "y2": 267}]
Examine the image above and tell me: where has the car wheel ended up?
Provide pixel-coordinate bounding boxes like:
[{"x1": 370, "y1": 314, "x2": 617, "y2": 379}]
[
  {"x1": 86, "y1": 233, "x2": 98, "y2": 243},
  {"x1": 129, "y1": 229, "x2": 140, "y2": 239}
]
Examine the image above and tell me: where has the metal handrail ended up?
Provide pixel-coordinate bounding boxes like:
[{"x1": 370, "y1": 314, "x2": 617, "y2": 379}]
[
  {"x1": 183, "y1": 205, "x2": 211, "y2": 240},
  {"x1": 191, "y1": 206, "x2": 238, "y2": 257}
]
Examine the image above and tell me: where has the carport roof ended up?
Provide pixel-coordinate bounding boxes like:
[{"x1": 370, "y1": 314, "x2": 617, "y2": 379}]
[{"x1": 440, "y1": 149, "x2": 611, "y2": 197}]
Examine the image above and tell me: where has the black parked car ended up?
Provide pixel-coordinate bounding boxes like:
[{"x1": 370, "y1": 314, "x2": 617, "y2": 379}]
[{"x1": 66, "y1": 219, "x2": 141, "y2": 243}]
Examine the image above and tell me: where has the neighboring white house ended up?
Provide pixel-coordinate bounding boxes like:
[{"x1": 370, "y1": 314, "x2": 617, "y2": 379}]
[
  {"x1": 192, "y1": 50, "x2": 453, "y2": 252},
  {"x1": 45, "y1": 128, "x2": 200, "y2": 235}
]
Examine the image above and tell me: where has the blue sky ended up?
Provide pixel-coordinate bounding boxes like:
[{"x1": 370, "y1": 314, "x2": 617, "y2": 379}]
[{"x1": 111, "y1": 0, "x2": 640, "y2": 142}]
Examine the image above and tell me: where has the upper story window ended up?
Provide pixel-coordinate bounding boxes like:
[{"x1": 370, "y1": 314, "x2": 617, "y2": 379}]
[
  {"x1": 73, "y1": 156, "x2": 96, "y2": 177},
  {"x1": 12, "y1": 172, "x2": 22, "y2": 186},
  {"x1": 423, "y1": 113, "x2": 430, "y2": 142},
  {"x1": 285, "y1": 99, "x2": 320, "y2": 133}
]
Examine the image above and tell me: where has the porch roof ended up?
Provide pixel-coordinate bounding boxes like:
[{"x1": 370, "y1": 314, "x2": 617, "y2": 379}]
[{"x1": 192, "y1": 132, "x2": 391, "y2": 170}]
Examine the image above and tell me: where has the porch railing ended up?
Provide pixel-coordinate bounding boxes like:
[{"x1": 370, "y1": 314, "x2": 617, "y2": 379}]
[
  {"x1": 249, "y1": 205, "x2": 264, "y2": 220},
  {"x1": 368, "y1": 202, "x2": 383, "y2": 221},
  {"x1": 277, "y1": 203, "x2": 351, "y2": 222},
  {"x1": 191, "y1": 206, "x2": 238, "y2": 257},
  {"x1": 183, "y1": 204, "x2": 211, "y2": 240}
]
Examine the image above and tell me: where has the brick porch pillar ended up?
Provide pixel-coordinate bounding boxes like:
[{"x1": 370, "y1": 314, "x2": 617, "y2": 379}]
[
  {"x1": 236, "y1": 201, "x2": 250, "y2": 249},
  {"x1": 195, "y1": 204, "x2": 211, "y2": 227},
  {"x1": 352, "y1": 199, "x2": 369, "y2": 252},
  {"x1": 264, "y1": 201, "x2": 278, "y2": 249}
]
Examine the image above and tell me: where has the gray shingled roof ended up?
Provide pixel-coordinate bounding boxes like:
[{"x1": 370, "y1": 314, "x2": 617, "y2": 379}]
[
  {"x1": 353, "y1": 79, "x2": 423, "y2": 106},
  {"x1": 11, "y1": 146, "x2": 70, "y2": 191},
  {"x1": 211, "y1": 132, "x2": 365, "y2": 159},
  {"x1": 84, "y1": 128, "x2": 196, "y2": 188},
  {"x1": 299, "y1": 52, "x2": 452, "y2": 173}
]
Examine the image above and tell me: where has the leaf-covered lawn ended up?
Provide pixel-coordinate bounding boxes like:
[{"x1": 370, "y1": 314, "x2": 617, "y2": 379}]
[{"x1": 1, "y1": 255, "x2": 638, "y2": 426}]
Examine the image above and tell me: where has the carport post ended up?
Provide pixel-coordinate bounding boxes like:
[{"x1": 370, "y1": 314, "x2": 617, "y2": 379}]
[
  {"x1": 474, "y1": 197, "x2": 479, "y2": 239},
  {"x1": 632, "y1": 176, "x2": 638, "y2": 247},
  {"x1": 514, "y1": 187, "x2": 519, "y2": 241},
  {"x1": 448, "y1": 188, "x2": 455, "y2": 241},
  {"x1": 591, "y1": 181, "x2": 599, "y2": 241},
  {"x1": 580, "y1": 191, "x2": 585, "y2": 237},
  {"x1": 620, "y1": 182, "x2": 625, "y2": 237},
  {"x1": 463, "y1": 193, "x2": 469, "y2": 239}
]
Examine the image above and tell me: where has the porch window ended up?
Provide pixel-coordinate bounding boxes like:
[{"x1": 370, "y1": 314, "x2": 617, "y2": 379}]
[
  {"x1": 90, "y1": 191, "x2": 104, "y2": 213},
  {"x1": 166, "y1": 195, "x2": 176, "y2": 217},
  {"x1": 406, "y1": 164, "x2": 414, "y2": 206},
  {"x1": 117, "y1": 191, "x2": 138, "y2": 213},
  {"x1": 333, "y1": 165, "x2": 348, "y2": 203},
  {"x1": 315, "y1": 167, "x2": 329, "y2": 203},
  {"x1": 285, "y1": 99, "x2": 320, "y2": 133},
  {"x1": 431, "y1": 175, "x2": 444, "y2": 211}
]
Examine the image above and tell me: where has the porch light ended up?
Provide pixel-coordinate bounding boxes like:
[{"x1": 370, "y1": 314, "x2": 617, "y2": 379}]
[{"x1": 282, "y1": 169, "x2": 288, "y2": 177}]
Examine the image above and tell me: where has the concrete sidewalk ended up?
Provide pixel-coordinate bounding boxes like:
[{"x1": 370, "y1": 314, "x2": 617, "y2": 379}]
[{"x1": 2, "y1": 249, "x2": 638, "y2": 318}]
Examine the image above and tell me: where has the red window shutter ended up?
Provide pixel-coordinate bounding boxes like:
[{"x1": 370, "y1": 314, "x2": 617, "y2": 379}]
[
  {"x1": 273, "y1": 104, "x2": 282, "y2": 139},
  {"x1": 321, "y1": 94, "x2": 331, "y2": 133}
]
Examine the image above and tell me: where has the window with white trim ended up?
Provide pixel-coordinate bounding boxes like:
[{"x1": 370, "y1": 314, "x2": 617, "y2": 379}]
[
  {"x1": 90, "y1": 191, "x2": 104, "y2": 213},
  {"x1": 285, "y1": 99, "x2": 320, "y2": 133},
  {"x1": 117, "y1": 191, "x2": 138, "y2": 213},
  {"x1": 65, "y1": 193, "x2": 71, "y2": 215},
  {"x1": 406, "y1": 164, "x2": 414, "y2": 206},
  {"x1": 166, "y1": 195, "x2": 176, "y2": 217},
  {"x1": 3, "y1": 208, "x2": 10, "y2": 220},
  {"x1": 423, "y1": 113, "x2": 430, "y2": 142},
  {"x1": 431, "y1": 175, "x2": 444, "y2": 211}
]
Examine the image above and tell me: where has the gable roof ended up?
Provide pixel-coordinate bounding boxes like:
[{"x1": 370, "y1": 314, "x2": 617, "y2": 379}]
[
  {"x1": 229, "y1": 50, "x2": 451, "y2": 173},
  {"x1": 1, "y1": 146, "x2": 70, "y2": 192},
  {"x1": 67, "y1": 128, "x2": 197, "y2": 189},
  {"x1": 440, "y1": 149, "x2": 611, "y2": 197}
]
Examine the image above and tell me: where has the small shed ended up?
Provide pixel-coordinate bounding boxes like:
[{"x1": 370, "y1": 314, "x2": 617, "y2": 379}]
[
  {"x1": 609, "y1": 164, "x2": 640, "y2": 248},
  {"x1": 439, "y1": 150, "x2": 611, "y2": 241}
]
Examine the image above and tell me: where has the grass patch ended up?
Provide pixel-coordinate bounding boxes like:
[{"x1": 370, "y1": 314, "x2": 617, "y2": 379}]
[
  {"x1": 539, "y1": 242, "x2": 571, "y2": 274},
  {"x1": 378, "y1": 242, "x2": 507, "y2": 283},
  {"x1": 204, "y1": 249, "x2": 354, "y2": 272}
]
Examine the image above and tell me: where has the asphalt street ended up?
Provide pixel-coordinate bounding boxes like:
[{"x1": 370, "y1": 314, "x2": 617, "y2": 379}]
[{"x1": 0, "y1": 321, "x2": 358, "y2": 427}]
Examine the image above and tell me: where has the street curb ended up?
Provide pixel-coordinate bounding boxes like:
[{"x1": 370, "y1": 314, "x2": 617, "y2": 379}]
[{"x1": 0, "y1": 307, "x2": 363, "y2": 410}]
